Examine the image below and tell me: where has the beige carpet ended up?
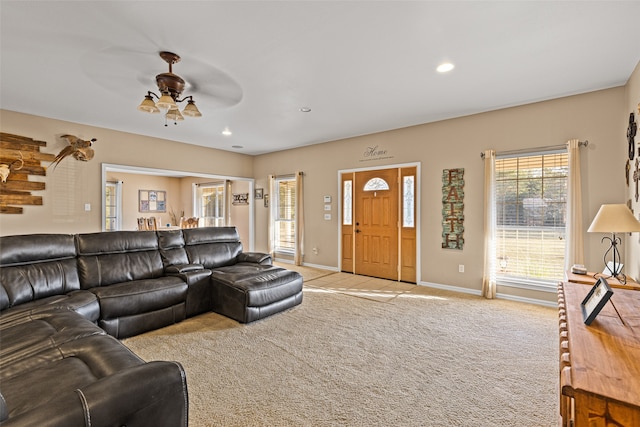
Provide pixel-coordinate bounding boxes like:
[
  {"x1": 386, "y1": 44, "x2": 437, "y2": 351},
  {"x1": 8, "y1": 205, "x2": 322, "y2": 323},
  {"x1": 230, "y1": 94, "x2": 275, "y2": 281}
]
[
  {"x1": 123, "y1": 275, "x2": 558, "y2": 427},
  {"x1": 273, "y1": 262, "x2": 337, "y2": 282}
]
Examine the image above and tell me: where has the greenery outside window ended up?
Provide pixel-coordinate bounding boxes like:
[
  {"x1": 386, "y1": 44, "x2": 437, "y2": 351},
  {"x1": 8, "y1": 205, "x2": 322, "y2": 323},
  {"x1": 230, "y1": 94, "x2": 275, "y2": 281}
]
[{"x1": 495, "y1": 151, "x2": 568, "y2": 289}]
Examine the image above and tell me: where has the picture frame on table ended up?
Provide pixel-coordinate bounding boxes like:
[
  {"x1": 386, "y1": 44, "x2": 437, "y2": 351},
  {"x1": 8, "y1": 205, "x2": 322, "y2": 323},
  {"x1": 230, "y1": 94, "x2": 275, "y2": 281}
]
[{"x1": 581, "y1": 277, "x2": 614, "y2": 326}]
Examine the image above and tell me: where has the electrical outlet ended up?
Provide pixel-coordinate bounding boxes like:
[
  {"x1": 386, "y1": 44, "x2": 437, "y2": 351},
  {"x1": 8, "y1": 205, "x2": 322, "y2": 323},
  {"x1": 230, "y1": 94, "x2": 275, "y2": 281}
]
[
  {"x1": 458, "y1": 264, "x2": 464, "y2": 273},
  {"x1": 84, "y1": 203, "x2": 91, "y2": 212}
]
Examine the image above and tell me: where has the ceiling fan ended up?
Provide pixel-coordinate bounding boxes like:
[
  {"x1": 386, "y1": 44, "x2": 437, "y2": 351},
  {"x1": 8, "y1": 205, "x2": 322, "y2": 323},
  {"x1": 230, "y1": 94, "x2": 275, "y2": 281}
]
[
  {"x1": 138, "y1": 51, "x2": 202, "y2": 126},
  {"x1": 81, "y1": 46, "x2": 244, "y2": 122}
]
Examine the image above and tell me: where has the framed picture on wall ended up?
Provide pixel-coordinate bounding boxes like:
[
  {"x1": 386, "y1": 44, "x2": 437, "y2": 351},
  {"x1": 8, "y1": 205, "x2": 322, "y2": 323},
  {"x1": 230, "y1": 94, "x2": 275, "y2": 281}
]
[
  {"x1": 139, "y1": 190, "x2": 166, "y2": 213},
  {"x1": 232, "y1": 193, "x2": 249, "y2": 205},
  {"x1": 255, "y1": 188, "x2": 264, "y2": 199}
]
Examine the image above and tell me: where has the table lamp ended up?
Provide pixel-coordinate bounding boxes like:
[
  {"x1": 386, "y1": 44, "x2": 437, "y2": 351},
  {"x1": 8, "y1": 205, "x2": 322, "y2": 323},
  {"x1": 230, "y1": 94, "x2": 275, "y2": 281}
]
[{"x1": 587, "y1": 204, "x2": 640, "y2": 284}]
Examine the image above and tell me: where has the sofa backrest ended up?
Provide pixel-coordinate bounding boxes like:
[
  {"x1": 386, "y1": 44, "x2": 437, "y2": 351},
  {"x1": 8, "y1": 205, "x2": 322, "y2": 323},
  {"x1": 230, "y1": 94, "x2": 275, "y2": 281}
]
[
  {"x1": 157, "y1": 230, "x2": 190, "y2": 268},
  {"x1": 75, "y1": 231, "x2": 164, "y2": 289},
  {"x1": 182, "y1": 227, "x2": 243, "y2": 269},
  {"x1": 0, "y1": 234, "x2": 80, "y2": 311}
]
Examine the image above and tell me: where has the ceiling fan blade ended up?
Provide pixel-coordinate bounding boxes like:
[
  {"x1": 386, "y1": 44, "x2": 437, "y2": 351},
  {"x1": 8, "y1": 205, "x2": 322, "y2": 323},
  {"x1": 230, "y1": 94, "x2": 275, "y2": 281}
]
[{"x1": 82, "y1": 46, "x2": 242, "y2": 108}]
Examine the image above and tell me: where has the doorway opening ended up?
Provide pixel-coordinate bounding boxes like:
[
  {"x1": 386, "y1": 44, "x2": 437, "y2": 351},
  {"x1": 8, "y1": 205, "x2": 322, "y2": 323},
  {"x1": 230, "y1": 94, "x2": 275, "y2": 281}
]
[{"x1": 101, "y1": 163, "x2": 255, "y2": 250}]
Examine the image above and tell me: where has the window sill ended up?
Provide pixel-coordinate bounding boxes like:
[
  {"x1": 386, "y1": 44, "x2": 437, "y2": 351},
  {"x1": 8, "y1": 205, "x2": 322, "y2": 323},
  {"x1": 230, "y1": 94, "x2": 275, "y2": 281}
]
[
  {"x1": 275, "y1": 249, "x2": 295, "y2": 255},
  {"x1": 496, "y1": 277, "x2": 558, "y2": 293}
]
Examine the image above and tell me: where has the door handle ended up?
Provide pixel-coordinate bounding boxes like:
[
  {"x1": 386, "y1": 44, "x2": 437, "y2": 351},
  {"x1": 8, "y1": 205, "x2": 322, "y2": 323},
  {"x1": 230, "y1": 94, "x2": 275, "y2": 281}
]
[{"x1": 355, "y1": 229, "x2": 361, "y2": 233}]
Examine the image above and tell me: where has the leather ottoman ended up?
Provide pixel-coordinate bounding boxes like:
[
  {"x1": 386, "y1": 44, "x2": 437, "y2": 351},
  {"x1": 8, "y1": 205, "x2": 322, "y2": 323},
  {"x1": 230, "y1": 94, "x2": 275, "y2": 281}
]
[{"x1": 210, "y1": 264, "x2": 303, "y2": 323}]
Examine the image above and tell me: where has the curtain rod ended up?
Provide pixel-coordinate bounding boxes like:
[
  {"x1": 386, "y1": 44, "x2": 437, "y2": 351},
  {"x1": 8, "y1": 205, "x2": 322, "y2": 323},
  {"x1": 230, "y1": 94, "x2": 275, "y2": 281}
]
[
  {"x1": 269, "y1": 172, "x2": 305, "y2": 179},
  {"x1": 480, "y1": 140, "x2": 588, "y2": 159}
]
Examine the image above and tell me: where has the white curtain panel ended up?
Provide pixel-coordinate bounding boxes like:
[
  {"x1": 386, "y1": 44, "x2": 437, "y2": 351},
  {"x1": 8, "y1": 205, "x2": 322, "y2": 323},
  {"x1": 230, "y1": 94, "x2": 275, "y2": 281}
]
[
  {"x1": 225, "y1": 180, "x2": 232, "y2": 226},
  {"x1": 564, "y1": 139, "x2": 585, "y2": 270},
  {"x1": 294, "y1": 171, "x2": 305, "y2": 266},
  {"x1": 482, "y1": 150, "x2": 497, "y2": 299},
  {"x1": 268, "y1": 174, "x2": 276, "y2": 258}
]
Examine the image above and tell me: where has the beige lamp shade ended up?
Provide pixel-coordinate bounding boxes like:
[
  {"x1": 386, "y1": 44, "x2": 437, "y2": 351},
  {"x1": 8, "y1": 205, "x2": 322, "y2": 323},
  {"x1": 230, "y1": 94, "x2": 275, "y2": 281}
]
[
  {"x1": 156, "y1": 93, "x2": 177, "y2": 110},
  {"x1": 587, "y1": 204, "x2": 640, "y2": 233},
  {"x1": 182, "y1": 99, "x2": 202, "y2": 117},
  {"x1": 165, "y1": 107, "x2": 184, "y2": 122},
  {"x1": 137, "y1": 95, "x2": 160, "y2": 114}
]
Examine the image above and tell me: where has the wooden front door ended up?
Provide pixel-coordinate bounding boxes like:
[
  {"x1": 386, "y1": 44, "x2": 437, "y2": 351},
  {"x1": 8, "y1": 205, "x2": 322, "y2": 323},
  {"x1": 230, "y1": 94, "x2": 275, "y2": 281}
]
[
  {"x1": 355, "y1": 168, "x2": 399, "y2": 280},
  {"x1": 341, "y1": 167, "x2": 417, "y2": 282}
]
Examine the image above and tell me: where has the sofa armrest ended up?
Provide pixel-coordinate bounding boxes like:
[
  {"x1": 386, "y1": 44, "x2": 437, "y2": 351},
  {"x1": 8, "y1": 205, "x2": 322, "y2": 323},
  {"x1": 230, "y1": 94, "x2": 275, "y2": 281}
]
[
  {"x1": 165, "y1": 263, "x2": 205, "y2": 274},
  {"x1": 165, "y1": 265, "x2": 211, "y2": 285},
  {"x1": 2, "y1": 361, "x2": 188, "y2": 427},
  {"x1": 238, "y1": 252, "x2": 272, "y2": 265}
]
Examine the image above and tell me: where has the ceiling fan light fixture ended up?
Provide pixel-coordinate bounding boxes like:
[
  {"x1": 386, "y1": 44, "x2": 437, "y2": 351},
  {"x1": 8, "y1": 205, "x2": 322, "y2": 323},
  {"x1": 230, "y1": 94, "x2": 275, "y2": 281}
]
[
  {"x1": 139, "y1": 51, "x2": 202, "y2": 125},
  {"x1": 137, "y1": 93, "x2": 160, "y2": 114},
  {"x1": 166, "y1": 107, "x2": 184, "y2": 122},
  {"x1": 156, "y1": 93, "x2": 177, "y2": 110},
  {"x1": 182, "y1": 98, "x2": 202, "y2": 117}
]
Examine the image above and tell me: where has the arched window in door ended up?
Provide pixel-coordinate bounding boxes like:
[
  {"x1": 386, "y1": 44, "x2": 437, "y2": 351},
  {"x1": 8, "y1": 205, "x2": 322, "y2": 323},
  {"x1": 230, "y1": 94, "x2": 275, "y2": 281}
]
[{"x1": 363, "y1": 177, "x2": 389, "y2": 191}]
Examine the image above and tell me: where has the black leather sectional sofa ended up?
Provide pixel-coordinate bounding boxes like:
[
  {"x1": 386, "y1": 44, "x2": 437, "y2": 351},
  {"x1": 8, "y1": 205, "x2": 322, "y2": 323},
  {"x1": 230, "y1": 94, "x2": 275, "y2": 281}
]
[{"x1": 0, "y1": 227, "x2": 303, "y2": 426}]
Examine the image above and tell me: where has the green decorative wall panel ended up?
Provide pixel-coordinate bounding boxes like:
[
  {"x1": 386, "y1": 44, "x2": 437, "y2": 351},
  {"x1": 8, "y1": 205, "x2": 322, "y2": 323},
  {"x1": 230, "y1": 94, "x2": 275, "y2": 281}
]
[{"x1": 442, "y1": 168, "x2": 464, "y2": 250}]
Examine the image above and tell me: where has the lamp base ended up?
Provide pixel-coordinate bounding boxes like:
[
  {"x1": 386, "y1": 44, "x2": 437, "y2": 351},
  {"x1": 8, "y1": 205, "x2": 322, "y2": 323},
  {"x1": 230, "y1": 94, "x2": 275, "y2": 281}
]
[{"x1": 600, "y1": 234, "x2": 628, "y2": 285}]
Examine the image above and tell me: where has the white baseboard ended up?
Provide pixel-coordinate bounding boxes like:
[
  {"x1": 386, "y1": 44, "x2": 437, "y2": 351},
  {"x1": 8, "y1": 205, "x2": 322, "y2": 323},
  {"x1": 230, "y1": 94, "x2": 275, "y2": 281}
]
[
  {"x1": 418, "y1": 281, "x2": 557, "y2": 307},
  {"x1": 274, "y1": 259, "x2": 339, "y2": 272},
  {"x1": 418, "y1": 281, "x2": 482, "y2": 296},
  {"x1": 495, "y1": 292, "x2": 557, "y2": 308},
  {"x1": 302, "y1": 262, "x2": 339, "y2": 271}
]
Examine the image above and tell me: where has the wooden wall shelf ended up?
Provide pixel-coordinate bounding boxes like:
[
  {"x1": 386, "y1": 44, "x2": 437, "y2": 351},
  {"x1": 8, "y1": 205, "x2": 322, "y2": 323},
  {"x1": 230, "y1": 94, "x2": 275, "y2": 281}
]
[{"x1": 0, "y1": 132, "x2": 55, "y2": 214}]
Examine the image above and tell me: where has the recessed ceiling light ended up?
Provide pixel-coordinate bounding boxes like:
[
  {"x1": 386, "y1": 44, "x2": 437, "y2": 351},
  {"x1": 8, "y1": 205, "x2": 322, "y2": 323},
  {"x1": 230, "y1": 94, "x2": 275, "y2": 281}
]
[
  {"x1": 300, "y1": 107, "x2": 311, "y2": 113},
  {"x1": 222, "y1": 128, "x2": 232, "y2": 136},
  {"x1": 232, "y1": 145, "x2": 243, "y2": 149},
  {"x1": 436, "y1": 63, "x2": 455, "y2": 73}
]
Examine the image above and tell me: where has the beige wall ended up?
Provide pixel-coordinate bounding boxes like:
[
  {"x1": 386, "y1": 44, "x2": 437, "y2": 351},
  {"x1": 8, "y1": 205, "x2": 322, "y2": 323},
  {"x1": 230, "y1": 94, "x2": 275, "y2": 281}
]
[
  {"x1": 253, "y1": 87, "x2": 627, "y2": 303},
  {"x1": 624, "y1": 61, "x2": 640, "y2": 281},
  {"x1": 0, "y1": 110, "x2": 254, "y2": 235},
  {"x1": 1, "y1": 80, "x2": 635, "y2": 303}
]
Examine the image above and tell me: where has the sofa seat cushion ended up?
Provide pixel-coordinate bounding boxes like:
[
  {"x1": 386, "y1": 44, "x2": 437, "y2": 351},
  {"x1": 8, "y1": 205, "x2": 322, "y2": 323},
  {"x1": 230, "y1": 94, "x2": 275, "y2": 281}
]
[
  {"x1": 0, "y1": 333, "x2": 146, "y2": 421},
  {"x1": 0, "y1": 311, "x2": 105, "y2": 374},
  {"x1": 211, "y1": 264, "x2": 302, "y2": 307},
  {"x1": 0, "y1": 290, "x2": 99, "y2": 326},
  {"x1": 90, "y1": 277, "x2": 187, "y2": 320},
  {"x1": 2, "y1": 359, "x2": 187, "y2": 427}
]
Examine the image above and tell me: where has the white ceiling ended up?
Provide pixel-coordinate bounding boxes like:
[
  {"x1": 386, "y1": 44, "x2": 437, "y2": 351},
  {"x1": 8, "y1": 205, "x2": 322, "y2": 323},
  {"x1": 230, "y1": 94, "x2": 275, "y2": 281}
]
[{"x1": 1, "y1": 1, "x2": 639, "y2": 155}]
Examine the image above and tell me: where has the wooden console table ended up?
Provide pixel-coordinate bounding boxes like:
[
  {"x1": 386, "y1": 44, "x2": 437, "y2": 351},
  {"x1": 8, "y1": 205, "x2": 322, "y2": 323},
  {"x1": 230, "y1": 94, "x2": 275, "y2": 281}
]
[
  {"x1": 566, "y1": 270, "x2": 640, "y2": 290},
  {"x1": 557, "y1": 282, "x2": 640, "y2": 426}
]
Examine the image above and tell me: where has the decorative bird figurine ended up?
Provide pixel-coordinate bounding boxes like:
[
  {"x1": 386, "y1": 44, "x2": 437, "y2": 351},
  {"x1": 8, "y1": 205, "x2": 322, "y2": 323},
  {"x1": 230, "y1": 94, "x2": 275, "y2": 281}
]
[{"x1": 50, "y1": 134, "x2": 96, "y2": 169}]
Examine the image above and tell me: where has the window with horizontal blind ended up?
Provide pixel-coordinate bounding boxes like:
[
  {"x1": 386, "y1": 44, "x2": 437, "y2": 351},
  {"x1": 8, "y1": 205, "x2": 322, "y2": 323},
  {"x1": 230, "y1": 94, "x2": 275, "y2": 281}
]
[
  {"x1": 195, "y1": 182, "x2": 225, "y2": 227},
  {"x1": 495, "y1": 151, "x2": 568, "y2": 287},
  {"x1": 104, "y1": 181, "x2": 122, "y2": 231},
  {"x1": 275, "y1": 177, "x2": 296, "y2": 252}
]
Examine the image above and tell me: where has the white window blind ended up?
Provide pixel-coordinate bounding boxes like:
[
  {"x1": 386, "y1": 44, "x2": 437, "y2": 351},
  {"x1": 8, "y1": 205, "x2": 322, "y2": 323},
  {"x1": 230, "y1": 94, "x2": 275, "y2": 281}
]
[
  {"x1": 495, "y1": 151, "x2": 568, "y2": 286},
  {"x1": 275, "y1": 178, "x2": 296, "y2": 252}
]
